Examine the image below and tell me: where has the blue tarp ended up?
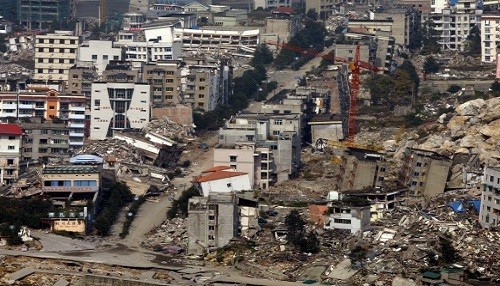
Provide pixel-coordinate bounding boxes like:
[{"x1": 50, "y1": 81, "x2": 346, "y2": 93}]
[
  {"x1": 468, "y1": 200, "x2": 481, "y2": 213},
  {"x1": 449, "y1": 201, "x2": 466, "y2": 213},
  {"x1": 450, "y1": 0, "x2": 459, "y2": 5}
]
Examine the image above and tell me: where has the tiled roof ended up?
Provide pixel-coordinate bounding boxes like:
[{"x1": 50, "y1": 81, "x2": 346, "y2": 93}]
[
  {"x1": 0, "y1": 123, "x2": 23, "y2": 135},
  {"x1": 193, "y1": 170, "x2": 247, "y2": 183},
  {"x1": 272, "y1": 7, "x2": 295, "y2": 14}
]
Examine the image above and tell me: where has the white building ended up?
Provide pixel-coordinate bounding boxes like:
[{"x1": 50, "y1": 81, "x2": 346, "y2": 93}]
[
  {"x1": 90, "y1": 82, "x2": 152, "y2": 140},
  {"x1": 124, "y1": 41, "x2": 182, "y2": 63},
  {"x1": 254, "y1": 0, "x2": 292, "y2": 10},
  {"x1": 479, "y1": 166, "x2": 500, "y2": 228},
  {"x1": 480, "y1": 14, "x2": 500, "y2": 63},
  {"x1": 193, "y1": 166, "x2": 252, "y2": 197},
  {"x1": 78, "y1": 41, "x2": 122, "y2": 76},
  {"x1": 34, "y1": 31, "x2": 79, "y2": 85},
  {"x1": 174, "y1": 28, "x2": 260, "y2": 52},
  {"x1": 325, "y1": 201, "x2": 371, "y2": 234},
  {"x1": 0, "y1": 124, "x2": 22, "y2": 185}
]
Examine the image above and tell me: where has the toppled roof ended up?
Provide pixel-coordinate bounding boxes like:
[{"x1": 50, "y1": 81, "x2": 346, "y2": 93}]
[
  {"x1": 193, "y1": 170, "x2": 247, "y2": 183},
  {"x1": 272, "y1": 7, "x2": 295, "y2": 14},
  {"x1": 0, "y1": 123, "x2": 23, "y2": 135}
]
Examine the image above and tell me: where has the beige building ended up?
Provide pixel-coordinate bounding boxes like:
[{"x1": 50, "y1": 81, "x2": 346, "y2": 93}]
[
  {"x1": 480, "y1": 14, "x2": 500, "y2": 63},
  {"x1": 335, "y1": 148, "x2": 387, "y2": 191},
  {"x1": 305, "y1": 0, "x2": 339, "y2": 20},
  {"x1": 0, "y1": 124, "x2": 22, "y2": 185},
  {"x1": 34, "y1": 31, "x2": 79, "y2": 86},
  {"x1": 479, "y1": 166, "x2": 500, "y2": 228},
  {"x1": 143, "y1": 61, "x2": 181, "y2": 106},
  {"x1": 402, "y1": 148, "x2": 452, "y2": 200},
  {"x1": 264, "y1": 10, "x2": 301, "y2": 47}
]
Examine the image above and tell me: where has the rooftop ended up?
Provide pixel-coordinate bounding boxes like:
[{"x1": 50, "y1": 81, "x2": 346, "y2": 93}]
[
  {"x1": 42, "y1": 165, "x2": 101, "y2": 175},
  {"x1": 203, "y1": 166, "x2": 232, "y2": 173},
  {"x1": 0, "y1": 123, "x2": 23, "y2": 135},
  {"x1": 193, "y1": 170, "x2": 248, "y2": 183},
  {"x1": 346, "y1": 147, "x2": 385, "y2": 161}
]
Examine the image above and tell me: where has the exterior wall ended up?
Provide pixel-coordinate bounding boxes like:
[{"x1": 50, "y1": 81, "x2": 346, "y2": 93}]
[
  {"x1": 310, "y1": 122, "x2": 343, "y2": 143},
  {"x1": 42, "y1": 172, "x2": 100, "y2": 188},
  {"x1": 143, "y1": 63, "x2": 181, "y2": 106},
  {"x1": 151, "y1": 104, "x2": 193, "y2": 125},
  {"x1": 0, "y1": 134, "x2": 21, "y2": 185},
  {"x1": 254, "y1": 0, "x2": 292, "y2": 9},
  {"x1": 67, "y1": 66, "x2": 98, "y2": 97},
  {"x1": 34, "y1": 32, "x2": 79, "y2": 85},
  {"x1": 20, "y1": 122, "x2": 70, "y2": 161},
  {"x1": 90, "y1": 82, "x2": 152, "y2": 140},
  {"x1": 214, "y1": 146, "x2": 257, "y2": 188},
  {"x1": 199, "y1": 174, "x2": 251, "y2": 196},
  {"x1": 124, "y1": 41, "x2": 182, "y2": 63},
  {"x1": 78, "y1": 41, "x2": 122, "y2": 76},
  {"x1": 17, "y1": 0, "x2": 71, "y2": 30},
  {"x1": 335, "y1": 44, "x2": 371, "y2": 63},
  {"x1": 347, "y1": 20, "x2": 393, "y2": 35},
  {"x1": 174, "y1": 28, "x2": 259, "y2": 52},
  {"x1": 481, "y1": 15, "x2": 500, "y2": 63},
  {"x1": 337, "y1": 153, "x2": 386, "y2": 191},
  {"x1": 326, "y1": 206, "x2": 371, "y2": 234},
  {"x1": 479, "y1": 167, "x2": 500, "y2": 228},
  {"x1": 305, "y1": 0, "x2": 338, "y2": 19},
  {"x1": 265, "y1": 17, "x2": 300, "y2": 44}
]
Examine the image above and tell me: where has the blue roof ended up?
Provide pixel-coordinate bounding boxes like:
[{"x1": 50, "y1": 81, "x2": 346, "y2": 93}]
[
  {"x1": 468, "y1": 200, "x2": 481, "y2": 213},
  {"x1": 449, "y1": 201, "x2": 465, "y2": 213},
  {"x1": 449, "y1": 0, "x2": 458, "y2": 5}
]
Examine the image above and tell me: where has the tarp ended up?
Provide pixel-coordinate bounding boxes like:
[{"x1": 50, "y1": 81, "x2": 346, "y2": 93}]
[
  {"x1": 69, "y1": 154, "x2": 103, "y2": 164},
  {"x1": 449, "y1": 201, "x2": 466, "y2": 213},
  {"x1": 468, "y1": 200, "x2": 481, "y2": 213}
]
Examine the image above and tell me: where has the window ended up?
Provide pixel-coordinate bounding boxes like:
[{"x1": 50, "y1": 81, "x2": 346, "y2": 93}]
[
  {"x1": 92, "y1": 55, "x2": 97, "y2": 60},
  {"x1": 414, "y1": 172, "x2": 420, "y2": 176},
  {"x1": 37, "y1": 58, "x2": 43, "y2": 63},
  {"x1": 103, "y1": 55, "x2": 108, "y2": 60},
  {"x1": 208, "y1": 225, "x2": 215, "y2": 230},
  {"x1": 49, "y1": 48, "x2": 54, "y2": 52},
  {"x1": 208, "y1": 235, "x2": 215, "y2": 240},
  {"x1": 333, "y1": 219, "x2": 351, "y2": 224},
  {"x1": 198, "y1": 94, "x2": 205, "y2": 99},
  {"x1": 49, "y1": 39, "x2": 54, "y2": 44},
  {"x1": 270, "y1": 145, "x2": 278, "y2": 150},
  {"x1": 491, "y1": 176, "x2": 495, "y2": 182},
  {"x1": 59, "y1": 59, "x2": 64, "y2": 63},
  {"x1": 199, "y1": 78, "x2": 206, "y2": 82},
  {"x1": 70, "y1": 40, "x2": 76, "y2": 44},
  {"x1": 227, "y1": 183, "x2": 232, "y2": 188},
  {"x1": 165, "y1": 87, "x2": 174, "y2": 92},
  {"x1": 7, "y1": 159, "x2": 14, "y2": 165},
  {"x1": 274, "y1": 119, "x2": 283, "y2": 125},
  {"x1": 411, "y1": 181, "x2": 417, "y2": 186},
  {"x1": 230, "y1": 155, "x2": 237, "y2": 162},
  {"x1": 113, "y1": 55, "x2": 119, "y2": 60},
  {"x1": 8, "y1": 146, "x2": 15, "y2": 150},
  {"x1": 94, "y1": 99, "x2": 100, "y2": 106},
  {"x1": 208, "y1": 215, "x2": 215, "y2": 221},
  {"x1": 416, "y1": 162, "x2": 422, "y2": 167},
  {"x1": 38, "y1": 69, "x2": 43, "y2": 73},
  {"x1": 8, "y1": 136, "x2": 15, "y2": 140},
  {"x1": 199, "y1": 86, "x2": 205, "y2": 90},
  {"x1": 272, "y1": 130, "x2": 280, "y2": 135}
]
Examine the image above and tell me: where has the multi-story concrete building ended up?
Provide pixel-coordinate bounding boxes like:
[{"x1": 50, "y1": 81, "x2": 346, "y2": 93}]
[
  {"x1": 305, "y1": 0, "x2": 339, "y2": 20},
  {"x1": 123, "y1": 41, "x2": 182, "y2": 63},
  {"x1": 143, "y1": 61, "x2": 181, "y2": 106},
  {"x1": 0, "y1": 89, "x2": 86, "y2": 148},
  {"x1": 401, "y1": 148, "x2": 452, "y2": 200},
  {"x1": 479, "y1": 166, "x2": 500, "y2": 228},
  {"x1": 263, "y1": 8, "x2": 301, "y2": 48},
  {"x1": 17, "y1": 0, "x2": 71, "y2": 30},
  {"x1": 78, "y1": 41, "x2": 122, "y2": 76},
  {"x1": 253, "y1": 0, "x2": 292, "y2": 10},
  {"x1": 34, "y1": 31, "x2": 79, "y2": 86},
  {"x1": 325, "y1": 199, "x2": 371, "y2": 234},
  {"x1": 480, "y1": 14, "x2": 500, "y2": 63},
  {"x1": 0, "y1": 123, "x2": 22, "y2": 185},
  {"x1": 67, "y1": 64, "x2": 98, "y2": 97},
  {"x1": 90, "y1": 82, "x2": 151, "y2": 140},
  {"x1": 188, "y1": 194, "x2": 238, "y2": 255},
  {"x1": 174, "y1": 27, "x2": 260, "y2": 53},
  {"x1": 339, "y1": 35, "x2": 395, "y2": 73},
  {"x1": 335, "y1": 147, "x2": 387, "y2": 191},
  {"x1": 181, "y1": 57, "x2": 232, "y2": 113},
  {"x1": 347, "y1": 19, "x2": 393, "y2": 37},
  {"x1": 338, "y1": 189, "x2": 405, "y2": 221},
  {"x1": 375, "y1": 8, "x2": 420, "y2": 47},
  {"x1": 428, "y1": 0, "x2": 482, "y2": 51},
  {"x1": 20, "y1": 120, "x2": 70, "y2": 162}
]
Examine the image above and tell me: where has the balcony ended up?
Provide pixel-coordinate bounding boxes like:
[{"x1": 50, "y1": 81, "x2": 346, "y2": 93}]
[
  {"x1": 19, "y1": 104, "x2": 34, "y2": 109},
  {"x1": 69, "y1": 141, "x2": 84, "y2": 146},
  {"x1": 69, "y1": 105, "x2": 85, "y2": 112},
  {"x1": 68, "y1": 113, "x2": 85, "y2": 120},
  {"x1": 69, "y1": 132, "x2": 84, "y2": 137},
  {"x1": 2, "y1": 103, "x2": 17, "y2": 109},
  {"x1": 69, "y1": 122, "x2": 85, "y2": 128}
]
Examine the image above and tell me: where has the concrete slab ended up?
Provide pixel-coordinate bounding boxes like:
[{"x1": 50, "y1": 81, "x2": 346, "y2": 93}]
[
  {"x1": 9, "y1": 267, "x2": 35, "y2": 281},
  {"x1": 299, "y1": 266, "x2": 326, "y2": 281},
  {"x1": 53, "y1": 278, "x2": 70, "y2": 286},
  {"x1": 327, "y1": 259, "x2": 359, "y2": 280}
]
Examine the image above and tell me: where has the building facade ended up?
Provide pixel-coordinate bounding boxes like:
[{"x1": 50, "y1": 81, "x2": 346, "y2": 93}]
[
  {"x1": 34, "y1": 32, "x2": 79, "y2": 86},
  {"x1": 336, "y1": 148, "x2": 387, "y2": 191},
  {"x1": 325, "y1": 201, "x2": 371, "y2": 234},
  {"x1": 17, "y1": 0, "x2": 71, "y2": 30},
  {"x1": 20, "y1": 120, "x2": 70, "y2": 162},
  {"x1": 143, "y1": 61, "x2": 182, "y2": 106},
  {"x1": 90, "y1": 82, "x2": 151, "y2": 140},
  {"x1": 78, "y1": 41, "x2": 122, "y2": 76},
  {"x1": 479, "y1": 166, "x2": 500, "y2": 228},
  {"x1": 253, "y1": 0, "x2": 292, "y2": 10},
  {"x1": 0, "y1": 124, "x2": 22, "y2": 185},
  {"x1": 193, "y1": 166, "x2": 251, "y2": 197},
  {"x1": 402, "y1": 148, "x2": 452, "y2": 200},
  {"x1": 480, "y1": 14, "x2": 500, "y2": 63}
]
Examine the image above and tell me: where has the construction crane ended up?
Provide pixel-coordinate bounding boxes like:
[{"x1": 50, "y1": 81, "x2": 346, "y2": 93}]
[{"x1": 271, "y1": 41, "x2": 382, "y2": 145}]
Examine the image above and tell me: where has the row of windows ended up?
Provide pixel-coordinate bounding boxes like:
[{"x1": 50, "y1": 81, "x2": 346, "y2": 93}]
[
  {"x1": 37, "y1": 68, "x2": 66, "y2": 74},
  {"x1": 333, "y1": 218, "x2": 352, "y2": 224},
  {"x1": 44, "y1": 180, "x2": 97, "y2": 187},
  {"x1": 127, "y1": 47, "x2": 172, "y2": 52},
  {"x1": 92, "y1": 54, "x2": 120, "y2": 60},
  {"x1": 488, "y1": 175, "x2": 500, "y2": 185},
  {"x1": 37, "y1": 48, "x2": 76, "y2": 53},
  {"x1": 37, "y1": 58, "x2": 75, "y2": 64},
  {"x1": 153, "y1": 87, "x2": 175, "y2": 92},
  {"x1": 38, "y1": 39, "x2": 77, "y2": 45}
]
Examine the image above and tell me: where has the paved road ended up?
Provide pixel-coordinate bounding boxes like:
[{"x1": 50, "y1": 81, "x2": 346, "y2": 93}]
[
  {"x1": 31, "y1": 230, "x2": 96, "y2": 252},
  {"x1": 428, "y1": 79, "x2": 494, "y2": 93}
]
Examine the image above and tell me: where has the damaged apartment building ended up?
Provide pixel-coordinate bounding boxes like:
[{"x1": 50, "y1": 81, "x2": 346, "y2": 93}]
[
  {"x1": 214, "y1": 113, "x2": 301, "y2": 190},
  {"x1": 187, "y1": 193, "x2": 259, "y2": 255}
]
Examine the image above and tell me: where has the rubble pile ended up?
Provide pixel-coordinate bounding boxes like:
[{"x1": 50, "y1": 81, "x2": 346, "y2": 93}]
[
  {"x1": 0, "y1": 63, "x2": 32, "y2": 77},
  {"x1": 79, "y1": 139, "x2": 144, "y2": 163},
  {"x1": 142, "y1": 218, "x2": 188, "y2": 253},
  {"x1": 143, "y1": 118, "x2": 195, "y2": 141}
]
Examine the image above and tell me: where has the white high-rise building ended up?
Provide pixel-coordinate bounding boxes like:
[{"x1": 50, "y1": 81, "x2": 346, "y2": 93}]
[{"x1": 480, "y1": 14, "x2": 500, "y2": 63}]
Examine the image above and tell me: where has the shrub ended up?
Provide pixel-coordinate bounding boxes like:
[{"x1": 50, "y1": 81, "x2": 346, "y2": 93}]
[{"x1": 447, "y1": 85, "x2": 461, "y2": 93}]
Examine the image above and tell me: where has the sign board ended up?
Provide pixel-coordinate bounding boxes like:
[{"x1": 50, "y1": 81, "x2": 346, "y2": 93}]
[{"x1": 53, "y1": 219, "x2": 85, "y2": 233}]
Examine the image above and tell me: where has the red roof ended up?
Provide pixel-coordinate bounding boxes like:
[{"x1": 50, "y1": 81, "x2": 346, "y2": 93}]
[
  {"x1": 272, "y1": 7, "x2": 295, "y2": 14},
  {"x1": 193, "y1": 170, "x2": 248, "y2": 183},
  {"x1": 0, "y1": 124, "x2": 23, "y2": 136},
  {"x1": 203, "y1": 166, "x2": 232, "y2": 173}
]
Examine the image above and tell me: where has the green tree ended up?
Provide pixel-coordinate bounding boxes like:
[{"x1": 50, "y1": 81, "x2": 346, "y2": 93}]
[
  {"x1": 421, "y1": 20, "x2": 440, "y2": 55},
  {"x1": 391, "y1": 70, "x2": 414, "y2": 106},
  {"x1": 423, "y1": 56, "x2": 440, "y2": 75},
  {"x1": 306, "y1": 9, "x2": 318, "y2": 21},
  {"x1": 285, "y1": 210, "x2": 306, "y2": 247},
  {"x1": 465, "y1": 25, "x2": 481, "y2": 56},
  {"x1": 398, "y1": 60, "x2": 420, "y2": 96},
  {"x1": 490, "y1": 80, "x2": 500, "y2": 95},
  {"x1": 364, "y1": 74, "x2": 394, "y2": 105},
  {"x1": 349, "y1": 245, "x2": 368, "y2": 270},
  {"x1": 440, "y1": 236, "x2": 459, "y2": 264},
  {"x1": 167, "y1": 186, "x2": 200, "y2": 219},
  {"x1": 302, "y1": 230, "x2": 320, "y2": 253},
  {"x1": 251, "y1": 44, "x2": 274, "y2": 67}
]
